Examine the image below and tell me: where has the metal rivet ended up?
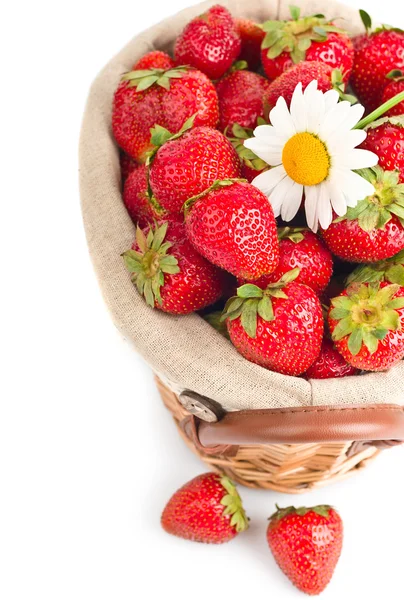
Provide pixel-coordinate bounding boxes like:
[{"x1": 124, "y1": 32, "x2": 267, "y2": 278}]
[{"x1": 178, "y1": 390, "x2": 224, "y2": 423}]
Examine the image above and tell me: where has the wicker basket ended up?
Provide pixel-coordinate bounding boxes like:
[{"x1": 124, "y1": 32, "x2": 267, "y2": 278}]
[{"x1": 156, "y1": 378, "x2": 404, "y2": 493}]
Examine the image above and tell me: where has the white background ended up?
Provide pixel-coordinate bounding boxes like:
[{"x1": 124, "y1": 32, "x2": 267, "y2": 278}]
[{"x1": 1, "y1": 0, "x2": 404, "y2": 598}]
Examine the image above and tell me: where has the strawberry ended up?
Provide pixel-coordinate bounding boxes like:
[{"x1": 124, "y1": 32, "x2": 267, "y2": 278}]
[
  {"x1": 225, "y1": 123, "x2": 269, "y2": 182},
  {"x1": 241, "y1": 228, "x2": 333, "y2": 295},
  {"x1": 174, "y1": 5, "x2": 241, "y2": 80},
  {"x1": 382, "y1": 72, "x2": 404, "y2": 116},
  {"x1": 260, "y1": 6, "x2": 353, "y2": 82},
  {"x1": 216, "y1": 69, "x2": 270, "y2": 134},
  {"x1": 267, "y1": 505, "x2": 343, "y2": 595},
  {"x1": 304, "y1": 338, "x2": 359, "y2": 379},
  {"x1": 351, "y1": 11, "x2": 404, "y2": 111},
  {"x1": 185, "y1": 180, "x2": 279, "y2": 280},
  {"x1": 361, "y1": 117, "x2": 404, "y2": 182},
  {"x1": 148, "y1": 124, "x2": 241, "y2": 215},
  {"x1": 223, "y1": 269, "x2": 324, "y2": 375},
  {"x1": 234, "y1": 18, "x2": 265, "y2": 71},
  {"x1": 347, "y1": 249, "x2": 404, "y2": 287},
  {"x1": 119, "y1": 152, "x2": 137, "y2": 183},
  {"x1": 263, "y1": 61, "x2": 333, "y2": 117},
  {"x1": 122, "y1": 164, "x2": 167, "y2": 226},
  {"x1": 112, "y1": 66, "x2": 219, "y2": 162},
  {"x1": 322, "y1": 166, "x2": 404, "y2": 262},
  {"x1": 133, "y1": 50, "x2": 175, "y2": 71},
  {"x1": 328, "y1": 282, "x2": 404, "y2": 371},
  {"x1": 161, "y1": 473, "x2": 248, "y2": 544},
  {"x1": 122, "y1": 221, "x2": 224, "y2": 314}
]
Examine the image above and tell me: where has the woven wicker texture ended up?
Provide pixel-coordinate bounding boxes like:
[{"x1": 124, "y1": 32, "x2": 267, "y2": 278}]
[{"x1": 157, "y1": 378, "x2": 380, "y2": 493}]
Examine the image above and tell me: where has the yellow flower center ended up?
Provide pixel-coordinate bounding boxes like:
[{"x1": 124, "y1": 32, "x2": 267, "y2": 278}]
[{"x1": 282, "y1": 132, "x2": 330, "y2": 186}]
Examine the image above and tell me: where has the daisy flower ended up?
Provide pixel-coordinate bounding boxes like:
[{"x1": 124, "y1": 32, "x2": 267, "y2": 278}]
[{"x1": 244, "y1": 81, "x2": 379, "y2": 232}]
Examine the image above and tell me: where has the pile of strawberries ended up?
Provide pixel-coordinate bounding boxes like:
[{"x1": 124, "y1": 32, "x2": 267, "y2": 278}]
[{"x1": 113, "y1": 4, "x2": 404, "y2": 378}]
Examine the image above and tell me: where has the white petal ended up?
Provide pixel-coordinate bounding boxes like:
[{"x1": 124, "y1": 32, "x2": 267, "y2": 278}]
[
  {"x1": 269, "y1": 176, "x2": 296, "y2": 217},
  {"x1": 337, "y1": 149, "x2": 379, "y2": 170},
  {"x1": 305, "y1": 87, "x2": 326, "y2": 134},
  {"x1": 338, "y1": 103, "x2": 366, "y2": 132},
  {"x1": 317, "y1": 182, "x2": 333, "y2": 230},
  {"x1": 252, "y1": 165, "x2": 287, "y2": 197},
  {"x1": 243, "y1": 139, "x2": 282, "y2": 166},
  {"x1": 318, "y1": 101, "x2": 352, "y2": 140},
  {"x1": 326, "y1": 129, "x2": 367, "y2": 154},
  {"x1": 338, "y1": 170, "x2": 376, "y2": 205},
  {"x1": 327, "y1": 175, "x2": 348, "y2": 217},
  {"x1": 290, "y1": 82, "x2": 307, "y2": 132},
  {"x1": 269, "y1": 96, "x2": 296, "y2": 139},
  {"x1": 253, "y1": 124, "x2": 278, "y2": 139},
  {"x1": 280, "y1": 182, "x2": 304, "y2": 221},
  {"x1": 304, "y1": 185, "x2": 319, "y2": 233},
  {"x1": 323, "y1": 89, "x2": 340, "y2": 111}
]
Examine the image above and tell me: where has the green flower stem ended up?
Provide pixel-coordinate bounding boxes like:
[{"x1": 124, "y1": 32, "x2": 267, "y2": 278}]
[{"x1": 354, "y1": 91, "x2": 404, "y2": 130}]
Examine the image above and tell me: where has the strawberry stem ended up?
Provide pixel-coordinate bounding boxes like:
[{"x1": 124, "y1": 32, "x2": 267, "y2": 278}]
[{"x1": 355, "y1": 91, "x2": 404, "y2": 129}]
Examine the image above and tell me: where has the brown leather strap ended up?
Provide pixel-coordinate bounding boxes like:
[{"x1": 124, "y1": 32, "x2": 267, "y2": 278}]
[{"x1": 181, "y1": 404, "x2": 404, "y2": 451}]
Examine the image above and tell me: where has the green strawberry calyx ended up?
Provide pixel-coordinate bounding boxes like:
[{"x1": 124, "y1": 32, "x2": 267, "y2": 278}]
[
  {"x1": 359, "y1": 9, "x2": 404, "y2": 35},
  {"x1": 261, "y1": 6, "x2": 346, "y2": 63},
  {"x1": 269, "y1": 504, "x2": 333, "y2": 522},
  {"x1": 365, "y1": 115, "x2": 404, "y2": 130},
  {"x1": 221, "y1": 268, "x2": 300, "y2": 338},
  {"x1": 386, "y1": 69, "x2": 404, "y2": 82},
  {"x1": 225, "y1": 121, "x2": 268, "y2": 171},
  {"x1": 182, "y1": 178, "x2": 247, "y2": 214},
  {"x1": 146, "y1": 114, "x2": 197, "y2": 165},
  {"x1": 331, "y1": 69, "x2": 358, "y2": 105},
  {"x1": 333, "y1": 166, "x2": 404, "y2": 231},
  {"x1": 121, "y1": 222, "x2": 180, "y2": 308},
  {"x1": 330, "y1": 282, "x2": 404, "y2": 355},
  {"x1": 202, "y1": 311, "x2": 230, "y2": 339},
  {"x1": 278, "y1": 226, "x2": 307, "y2": 243},
  {"x1": 347, "y1": 250, "x2": 404, "y2": 286},
  {"x1": 220, "y1": 476, "x2": 249, "y2": 533},
  {"x1": 121, "y1": 65, "x2": 189, "y2": 91}
]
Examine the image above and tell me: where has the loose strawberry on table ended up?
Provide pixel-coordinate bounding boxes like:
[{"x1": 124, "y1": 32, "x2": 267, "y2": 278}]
[
  {"x1": 122, "y1": 164, "x2": 167, "y2": 226},
  {"x1": 260, "y1": 5, "x2": 353, "y2": 82},
  {"x1": 328, "y1": 282, "x2": 404, "y2": 371},
  {"x1": 267, "y1": 505, "x2": 343, "y2": 595},
  {"x1": 351, "y1": 10, "x2": 404, "y2": 112},
  {"x1": 241, "y1": 228, "x2": 333, "y2": 295},
  {"x1": 222, "y1": 269, "x2": 324, "y2": 376},
  {"x1": 360, "y1": 117, "x2": 404, "y2": 182},
  {"x1": 161, "y1": 473, "x2": 248, "y2": 543},
  {"x1": 234, "y1": 18, "x2": 265, "y2": 71},
  {"x1": 216, "y1": 69, "x2": 270, "y2": 134},
  {"x1": 174, "y1": 4, "x2": 241, "y2": 80},
  {"x1": 112, "y1": 65, "x2": 219, "y2": 162},
  {"x1": 122, "y1": 221, "x2": 225, "y2": 314},
  {"x1": 322, "y1": 166, "x2": 404, "y2": 262},
  {"x1": 184, "y1": 180, "x2": 279, "y2": 280},
  {"x1": 148, "y1": 124, "x2": 241, "y2": 216},
  {"x1": 304, "y1": 338, "x2": 359, "y2": 379}
]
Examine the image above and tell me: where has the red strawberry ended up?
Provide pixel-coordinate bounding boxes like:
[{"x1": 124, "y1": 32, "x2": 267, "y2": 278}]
[
  {"x1": 225, "y1": 123, "x2": 269, "y2": 182},
  {"x1": 304, "y1": 338, "x2": 359, "y2": 379},
  {"x1": 382, "y1": 71, "x2": 404, "y2": 116},
  {"x1": 241, "y1": 228, "x2": 333, "y2": 295},
  {"x1": 347, "y1": 249, "x2": 404, "y2": 287},
  {"x1": 174, "y1": 5, "x2": 241, "y2": 80},
  {"x1": 161, "y1": 473, "x2": 248, "y2": 543},
  {"x1": 351, "y1": 11, "x2": 404, "y2": 111},
  {"x1": 322, "y1": 167, "x2": 404, "y2": 262},
  {"x1": 223, "y1": 270, "x2": 324, "y2": 375},
  {"x1": 328, "y1": 281, "x2": 404, "y2": 371},
  {"x1": 263, "y1": 61, "x2": 333, "y2": 116},
  {"x1": 123, "y1": 165, "x2": 167, "y2": 226},
  {"x1": 148, "y1": 125, "x2": 241, "y2": 215},
  {"x1": 260, "y1": 6, "x2": 353, "y2": 82},
  {"x1": 216, "y1": 69, "x2": 270, "y2": 134},
  {"x1": 361, "y1": 117, "x2": 404, "y2": 182},
  {"x1": 185, "y1": 180, "x2": 279, "y2": 280},
  {"x1": 234, "y1": 18, "x2": 265, "y2": 71},
  {"x1": 112, "y1": 66, "x2": 218, "y2": 162},
  {"x1": 122, "y1": 221, "x2": 224, "y2": 314},
  {"x1": 133, "y1": 50, "x2": 175, "y2": 71},
  {"x1": 267, "y1": 505, "x2": 343, "y2": 595},
  {"x1": 119, "y1": 152, "x2": 137, "y2": 183}
]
